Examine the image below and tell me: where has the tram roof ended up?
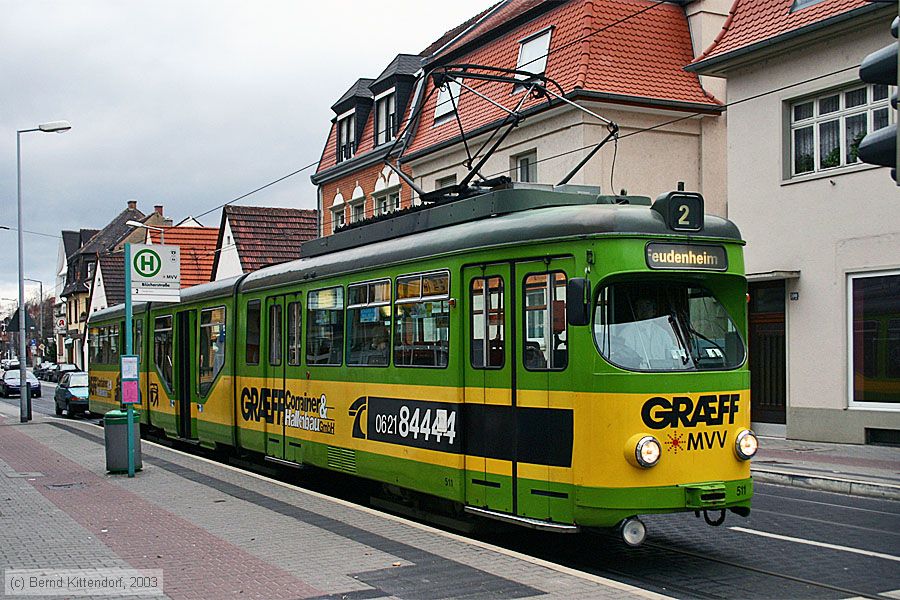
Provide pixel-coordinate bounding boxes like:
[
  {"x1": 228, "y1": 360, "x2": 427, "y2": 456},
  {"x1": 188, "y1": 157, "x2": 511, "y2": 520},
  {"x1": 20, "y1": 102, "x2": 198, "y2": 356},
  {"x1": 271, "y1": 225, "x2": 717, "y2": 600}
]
[
  {"x1": 241, "y1": 187, "x2": 742, "y2": 293},
  {"x1": 87, "y1": 187, "x2": 743, "y2": 321}
]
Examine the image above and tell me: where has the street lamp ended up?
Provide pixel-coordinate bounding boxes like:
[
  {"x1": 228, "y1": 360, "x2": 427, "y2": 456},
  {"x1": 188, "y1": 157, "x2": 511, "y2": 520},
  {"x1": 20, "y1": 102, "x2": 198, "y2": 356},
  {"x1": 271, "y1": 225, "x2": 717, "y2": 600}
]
[
  {"x1": 125, "y1": 220, "x2": 165, "y2": 244},
  {"x1": 24, "y1": 278, "x2": 43, "y2": 361},
  {"x1": 17, "y1": 120, "x2": 71, "y2": 423}
]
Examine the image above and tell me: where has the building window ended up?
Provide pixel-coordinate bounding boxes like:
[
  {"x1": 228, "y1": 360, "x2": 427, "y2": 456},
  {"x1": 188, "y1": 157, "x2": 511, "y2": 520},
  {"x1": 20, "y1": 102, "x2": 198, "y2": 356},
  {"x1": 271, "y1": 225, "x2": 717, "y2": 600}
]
[
  {"x1": 791, "y1": 0, "x2": 826, "y2": 11},
  {"x1": 435, "y1": 175, "x2": 457, "y2": 190},
  {"x1": 337, "y1": 114, "x2": 355, "y2": 162},
  {"x1": 198, "y1": 306, "x2": 226, "y2": 395},
  {"x1": 790, "y1": 83, "x2": 893, "y2": 177},
  {"x1": 350, "y1": 199, "x2": 366, "y2": 224},
  {"x1": 375, "y1": 91, "x2": 396, "y2": 146},
  {"x1": 512, "y1": 151, "x2": 537, "y2": 182},
  {"x1": 516, "y1": 28, "x2": 552, "y2": 83},
  {"x1": 849, "y1": 271, "x2": 900, "y2": 407},
  {"x1": 435, "y1": 80, "x2": 461, "y2": 120},
  {"x1": 375, "y1": 189, "x2": 400, "y2": 215},
  {"x1": 332, "y1": 207, "x2": 345, "y2": 233}
]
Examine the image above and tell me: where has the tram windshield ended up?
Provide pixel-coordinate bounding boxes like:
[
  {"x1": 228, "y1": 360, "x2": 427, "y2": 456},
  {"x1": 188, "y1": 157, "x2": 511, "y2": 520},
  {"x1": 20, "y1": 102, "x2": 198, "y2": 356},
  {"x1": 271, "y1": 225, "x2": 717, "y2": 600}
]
[{"x1": 593, "y1": 281, "x2": 745, "y2": 371}]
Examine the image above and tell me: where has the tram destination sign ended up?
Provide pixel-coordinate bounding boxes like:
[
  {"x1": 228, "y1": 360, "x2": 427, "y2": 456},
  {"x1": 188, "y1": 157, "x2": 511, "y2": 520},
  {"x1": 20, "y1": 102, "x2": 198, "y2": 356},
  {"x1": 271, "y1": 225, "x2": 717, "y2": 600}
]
[
  {"x1": 645, "y1": 243, "x2": 727, "y2": 271},
  {"x1": 130, "y1": 243, "x2": 181, "y2": 302}
]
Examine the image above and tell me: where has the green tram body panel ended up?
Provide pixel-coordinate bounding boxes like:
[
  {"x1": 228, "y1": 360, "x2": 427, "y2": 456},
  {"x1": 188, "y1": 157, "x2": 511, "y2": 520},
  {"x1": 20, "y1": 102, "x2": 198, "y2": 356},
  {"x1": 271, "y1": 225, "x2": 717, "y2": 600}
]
[{"x1": 88, "y1": 187, "x2": 753, "y2": 529}]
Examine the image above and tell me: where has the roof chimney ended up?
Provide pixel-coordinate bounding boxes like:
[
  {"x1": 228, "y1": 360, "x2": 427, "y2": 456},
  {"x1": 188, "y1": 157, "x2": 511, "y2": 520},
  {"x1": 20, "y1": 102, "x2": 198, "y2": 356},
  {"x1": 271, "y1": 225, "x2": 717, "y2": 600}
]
[
  {"x1": 154, "y1": 205, "x2": 164, "y2": 216},
  {"x1": 127, "y1": 200, "x2": 137, "y2": 210}
]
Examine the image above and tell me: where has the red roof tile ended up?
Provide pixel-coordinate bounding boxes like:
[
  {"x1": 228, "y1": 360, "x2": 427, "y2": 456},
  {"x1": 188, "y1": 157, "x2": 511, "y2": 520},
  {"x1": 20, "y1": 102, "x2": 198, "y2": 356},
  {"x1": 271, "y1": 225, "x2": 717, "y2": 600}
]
[
  {"x1": 406, "y1": 0, "x2": 717, "y2": 156},
  {"x1": 148, "y1": 227, "x2": 219, "y2": 288},
  {"x1": 217, "y1": 205, "x2": 318, "y2": 273},
  {"x1": 693, "y1": 0, "x2": 870, "y2": 65}
]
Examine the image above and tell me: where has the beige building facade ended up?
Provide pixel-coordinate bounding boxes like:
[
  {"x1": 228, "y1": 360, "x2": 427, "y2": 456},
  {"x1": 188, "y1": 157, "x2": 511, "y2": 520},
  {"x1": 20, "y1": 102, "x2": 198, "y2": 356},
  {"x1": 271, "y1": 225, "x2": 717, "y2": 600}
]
[{"x1": 692, "y1": 2, "x2": 900, "y2": 443}]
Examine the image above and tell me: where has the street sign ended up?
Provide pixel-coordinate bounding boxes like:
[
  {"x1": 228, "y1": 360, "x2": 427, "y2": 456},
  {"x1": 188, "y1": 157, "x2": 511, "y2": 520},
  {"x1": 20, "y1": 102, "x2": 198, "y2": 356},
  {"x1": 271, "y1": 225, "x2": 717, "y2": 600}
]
[
  {"x1": 55, "y1": 316, "x2": 67, "y2": 333},
  {"x1": 120, "y1": 355, "x2": 140, "y2": 404},
  {"x1": 130, "y1": 244, "x2": 180, "y2": 303}
]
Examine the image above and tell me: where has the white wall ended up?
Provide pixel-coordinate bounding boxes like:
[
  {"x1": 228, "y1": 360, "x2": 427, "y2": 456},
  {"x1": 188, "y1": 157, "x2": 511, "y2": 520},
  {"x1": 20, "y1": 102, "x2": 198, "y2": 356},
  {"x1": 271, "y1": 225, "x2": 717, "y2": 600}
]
[
  {"x1": 215, "y1": 218, "x2": 243, "y2": 281},
  {"x1": 407, "y1": 102, "x2": 726, "y2": 214},
  {"x1": 724, "y1": 17, "x2": 900, "y2": 440}
]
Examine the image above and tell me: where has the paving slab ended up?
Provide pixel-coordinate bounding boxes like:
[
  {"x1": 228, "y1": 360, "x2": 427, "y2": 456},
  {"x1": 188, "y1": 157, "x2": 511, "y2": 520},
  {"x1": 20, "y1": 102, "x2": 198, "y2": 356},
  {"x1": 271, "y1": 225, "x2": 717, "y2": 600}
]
[{"x1": 0, "y1": 410, "x2": 667, "y2": 600}]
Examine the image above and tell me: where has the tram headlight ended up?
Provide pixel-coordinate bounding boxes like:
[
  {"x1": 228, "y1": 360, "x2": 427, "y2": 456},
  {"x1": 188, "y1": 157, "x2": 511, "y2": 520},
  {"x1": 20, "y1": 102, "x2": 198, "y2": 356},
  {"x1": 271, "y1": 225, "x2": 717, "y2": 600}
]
[
  {"x1": 635, "y1": 436, "x2": 661, "y2": 468},
  {"x1": 735, "y1": 429, "x2": 759, "y2": 461}
]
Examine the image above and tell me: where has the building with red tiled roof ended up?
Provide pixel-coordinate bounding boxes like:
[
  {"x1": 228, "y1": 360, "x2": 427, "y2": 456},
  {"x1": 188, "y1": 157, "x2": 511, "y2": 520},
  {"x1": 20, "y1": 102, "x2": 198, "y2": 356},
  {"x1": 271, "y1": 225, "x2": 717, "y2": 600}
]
[
  {"x1": 312, "y1": 0, "x2": 735, "y2": 232},
  {"x1": 146, "y1": 226, "x2": 219, "y2": 287},
  {"x1": 690, "y1": 0, "x2": 899, "y2": 443},
  {"x1": 212, "y1": 205, "x2": 318, "y2": 280}
]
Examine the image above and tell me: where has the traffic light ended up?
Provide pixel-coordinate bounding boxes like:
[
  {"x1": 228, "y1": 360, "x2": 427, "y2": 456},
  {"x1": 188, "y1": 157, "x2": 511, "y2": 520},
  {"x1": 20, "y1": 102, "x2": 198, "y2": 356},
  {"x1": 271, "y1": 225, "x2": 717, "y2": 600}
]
[{"x1": 858, "y1": 2, "x2": 899, "y2": 184}]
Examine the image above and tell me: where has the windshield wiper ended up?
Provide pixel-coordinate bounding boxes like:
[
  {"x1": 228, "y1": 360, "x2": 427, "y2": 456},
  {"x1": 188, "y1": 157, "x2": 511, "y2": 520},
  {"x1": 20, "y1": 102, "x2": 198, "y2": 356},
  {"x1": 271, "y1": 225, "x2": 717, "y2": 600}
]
[{"x1": 667, "y1": 314, "x2": 694, "y2": 367}]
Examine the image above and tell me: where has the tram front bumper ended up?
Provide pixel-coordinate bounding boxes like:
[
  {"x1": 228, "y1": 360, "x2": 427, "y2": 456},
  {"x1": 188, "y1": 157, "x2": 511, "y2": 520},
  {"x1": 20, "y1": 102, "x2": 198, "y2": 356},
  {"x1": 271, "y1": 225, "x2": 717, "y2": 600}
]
[{"x1": 573, "y1": 477, "x2": 753, "y2": 528}]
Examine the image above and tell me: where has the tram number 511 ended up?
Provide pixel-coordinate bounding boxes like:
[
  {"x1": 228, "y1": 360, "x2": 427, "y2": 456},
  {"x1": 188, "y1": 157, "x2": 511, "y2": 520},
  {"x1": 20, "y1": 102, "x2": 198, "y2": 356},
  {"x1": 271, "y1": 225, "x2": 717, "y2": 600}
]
[{"x1": 736, "y1": 484, "x2": 748, "y2": 497}]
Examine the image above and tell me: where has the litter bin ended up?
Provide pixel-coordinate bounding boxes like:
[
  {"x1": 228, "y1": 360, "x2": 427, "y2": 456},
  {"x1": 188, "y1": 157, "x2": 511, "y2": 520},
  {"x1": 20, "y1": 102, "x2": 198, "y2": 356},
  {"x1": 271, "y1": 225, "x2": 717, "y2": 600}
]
[{"x1": 104, "y1": 409, "x2": 142, "y2": 473}]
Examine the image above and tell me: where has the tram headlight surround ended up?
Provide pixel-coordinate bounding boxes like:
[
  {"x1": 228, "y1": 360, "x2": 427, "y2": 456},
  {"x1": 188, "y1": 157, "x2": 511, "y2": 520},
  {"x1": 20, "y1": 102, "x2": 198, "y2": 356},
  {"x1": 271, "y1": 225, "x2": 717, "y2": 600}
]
[
  {"x1": 635, "y1": 435, "x2": 661, "y2": 468},
  {"x1": 735, "y1": 429, "x2": 758, "y2": 461}
]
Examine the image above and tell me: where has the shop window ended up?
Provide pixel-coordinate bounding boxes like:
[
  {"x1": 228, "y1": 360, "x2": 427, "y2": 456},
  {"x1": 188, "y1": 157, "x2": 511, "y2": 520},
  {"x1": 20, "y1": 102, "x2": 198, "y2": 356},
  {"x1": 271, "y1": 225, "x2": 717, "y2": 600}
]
[{"x1": 850, "y1": 271, "x2": 900, "y2": 406}]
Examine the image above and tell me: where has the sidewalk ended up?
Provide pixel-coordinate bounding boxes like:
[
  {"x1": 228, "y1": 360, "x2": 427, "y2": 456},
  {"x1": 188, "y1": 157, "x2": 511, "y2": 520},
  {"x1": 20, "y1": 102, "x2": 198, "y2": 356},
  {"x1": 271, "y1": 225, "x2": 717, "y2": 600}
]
[
  {"x1": 0, "y1": 409, "x2": 666, "y2": 600},
  {"x1": 752, "y1": 435, "x2": 900, "y2": 501}
]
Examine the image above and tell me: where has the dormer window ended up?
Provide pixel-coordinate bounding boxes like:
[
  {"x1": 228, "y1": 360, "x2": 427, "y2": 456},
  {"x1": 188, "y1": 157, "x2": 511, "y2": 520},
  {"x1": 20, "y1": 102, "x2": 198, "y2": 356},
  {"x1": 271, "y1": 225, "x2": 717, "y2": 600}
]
[
  {"x1": 337, "y1": 113, "x2": 355, "y2": 162},
  {"x1": 434, "y1": 80, "x2": 461, "y2": 120},
  {"x1": 515, "y1": 28, "x2": 553, "y2": 84},
  {"x1": 375, "y1": 90, "x2": 396, "y2": 146}
]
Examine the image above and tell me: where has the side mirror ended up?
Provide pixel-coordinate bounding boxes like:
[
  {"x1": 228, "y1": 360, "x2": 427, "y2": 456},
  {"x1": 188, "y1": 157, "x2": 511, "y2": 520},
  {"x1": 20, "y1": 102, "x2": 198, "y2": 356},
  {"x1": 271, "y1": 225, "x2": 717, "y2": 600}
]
[{"x1": 566, "y1": 278, "x2": 590, "y2": 326}]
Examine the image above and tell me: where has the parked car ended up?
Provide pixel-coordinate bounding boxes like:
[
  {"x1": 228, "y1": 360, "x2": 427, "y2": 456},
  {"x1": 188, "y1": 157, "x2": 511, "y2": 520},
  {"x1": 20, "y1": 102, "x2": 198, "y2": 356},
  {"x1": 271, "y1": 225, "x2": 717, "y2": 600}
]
[
  {"x1": 35, "y1": 362, "x2": 55, "y2": 380},
  {"x1": 0, "y1": 370, "x2": 41, "y2": 398},
  {"x1": 54, "y1": 372, "x2": 89, "y2": 416},
  {"x1": 1, "y1": 359, "x2": 21, "y2": 373},
  {"x1": 49, "y1": 363, "x2": 79, "y2": 383}
]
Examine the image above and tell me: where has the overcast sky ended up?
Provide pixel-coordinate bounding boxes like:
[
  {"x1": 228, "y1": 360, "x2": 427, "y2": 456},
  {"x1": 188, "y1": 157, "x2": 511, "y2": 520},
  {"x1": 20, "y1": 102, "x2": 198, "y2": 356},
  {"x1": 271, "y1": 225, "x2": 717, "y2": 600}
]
[{"x1": 0, "y1": 0, "x2": 492, "y2": 311}]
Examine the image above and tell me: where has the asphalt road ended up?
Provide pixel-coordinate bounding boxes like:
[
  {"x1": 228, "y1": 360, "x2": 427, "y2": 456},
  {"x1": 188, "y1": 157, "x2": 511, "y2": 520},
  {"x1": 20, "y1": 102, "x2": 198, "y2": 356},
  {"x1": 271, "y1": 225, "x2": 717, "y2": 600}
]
[{"x1": 2, "y1": 381, "x2": 898, "y2": 599}]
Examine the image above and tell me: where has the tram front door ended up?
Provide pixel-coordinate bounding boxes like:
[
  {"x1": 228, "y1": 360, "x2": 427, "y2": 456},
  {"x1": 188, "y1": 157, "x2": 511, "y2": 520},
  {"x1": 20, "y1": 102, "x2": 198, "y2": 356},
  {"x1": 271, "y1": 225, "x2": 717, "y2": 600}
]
[
  {"x1": 513, "y1": 258, "x2": 575, "y2": 523},
  {"x1": 463, "y1": 264, "x2": 514, "y2": 514}
]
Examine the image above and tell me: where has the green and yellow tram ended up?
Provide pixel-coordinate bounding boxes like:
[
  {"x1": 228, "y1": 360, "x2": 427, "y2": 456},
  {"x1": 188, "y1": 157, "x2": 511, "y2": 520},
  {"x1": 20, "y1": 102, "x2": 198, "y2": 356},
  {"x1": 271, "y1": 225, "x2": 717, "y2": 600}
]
[{"x1": 88, "y1": 184, "x2": 757, "y2": 544}]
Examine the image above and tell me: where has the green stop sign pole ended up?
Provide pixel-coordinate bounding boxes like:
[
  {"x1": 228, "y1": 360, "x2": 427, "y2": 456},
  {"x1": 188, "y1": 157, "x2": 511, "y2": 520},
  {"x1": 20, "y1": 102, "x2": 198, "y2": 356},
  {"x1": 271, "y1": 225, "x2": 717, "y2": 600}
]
[{"x1": 124, "y1": 243, "x2": 135, "y2": 477}]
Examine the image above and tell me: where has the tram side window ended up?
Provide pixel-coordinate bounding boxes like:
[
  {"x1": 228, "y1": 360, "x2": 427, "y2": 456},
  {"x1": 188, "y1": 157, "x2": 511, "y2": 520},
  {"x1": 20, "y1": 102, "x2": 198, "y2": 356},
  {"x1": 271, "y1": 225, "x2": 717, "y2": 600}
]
[
  {"x1": 523, "y1": 272, "x2": 568, "y2": 370},
  {"x1": 287, "y1": 301, "x2": 302, "y2": 366},
  {"x1": 90, "y1": 327, "x2": 102, "y2": 364},
  {"x1": 347, "y1": 280, "x2": 391, "y2": 366},
  {"x1": 395, "y1": 271, "x2": 450, "y2": 368},
  {"x1": 245, "y1": 300, "x2": 261, "y2": 365},
  {"x1": 199, "y1": 307, "x2": 226, "y2": 395},
  {"x1": 108, "y1": 324, "x2": 120, "y2": 365},
  {"x1": 306, "y1": 287, "x2": 344, "y2": 366},
  {"x1": 154, "y1": 316, "x2": 174, "y2": 390},
  {"x1": 470, "y1": 276, "x2": 504, "y2": 369},
  {"x1": 269, "y1": 304, "x2": 282, "y2": 366}
]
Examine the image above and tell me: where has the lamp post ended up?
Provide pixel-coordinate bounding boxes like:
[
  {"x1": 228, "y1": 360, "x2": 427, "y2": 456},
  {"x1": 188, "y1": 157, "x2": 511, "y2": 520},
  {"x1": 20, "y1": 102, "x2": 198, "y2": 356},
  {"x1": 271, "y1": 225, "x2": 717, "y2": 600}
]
[
  {"x1": 125, "y1": 220, "x2": 165, "y2": 244},
  {"x1": 24, "y1": 278, "x2": 43, "y2": 363},
  {"x1": 17, "y1": 120, "x2": 71, "y2": 423}
]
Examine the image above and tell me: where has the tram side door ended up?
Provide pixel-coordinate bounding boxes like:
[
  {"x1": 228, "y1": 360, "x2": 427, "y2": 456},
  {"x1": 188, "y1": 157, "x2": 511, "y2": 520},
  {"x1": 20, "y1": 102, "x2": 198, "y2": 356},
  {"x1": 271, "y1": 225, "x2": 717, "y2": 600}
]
[
  {"x1": 462, "y1": 264, "x2": 514, "y2": 514},
  {"x1": 514, "y1": 258, "x2": 576, "y2": 523},
  {"x1": 264, "y1": 296, "x2": 287, "y2": 460},
  {"x1": 175, "y1": 310, "x2": 196, "y2": 439}
]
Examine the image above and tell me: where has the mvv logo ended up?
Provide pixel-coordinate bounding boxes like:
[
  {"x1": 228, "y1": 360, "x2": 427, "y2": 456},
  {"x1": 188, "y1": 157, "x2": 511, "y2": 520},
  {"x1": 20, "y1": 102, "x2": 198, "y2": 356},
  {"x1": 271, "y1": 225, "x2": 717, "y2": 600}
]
[{"x1": 687, "y1": 430, "x2": 727, "y2": 451}]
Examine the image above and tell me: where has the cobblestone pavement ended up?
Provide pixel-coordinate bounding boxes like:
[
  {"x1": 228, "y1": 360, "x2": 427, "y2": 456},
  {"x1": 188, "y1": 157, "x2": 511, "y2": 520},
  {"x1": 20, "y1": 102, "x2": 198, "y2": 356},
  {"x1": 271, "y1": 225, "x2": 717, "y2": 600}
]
[{"x1": 0, "y1": 411, "x2": 665, "y2": 600}]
